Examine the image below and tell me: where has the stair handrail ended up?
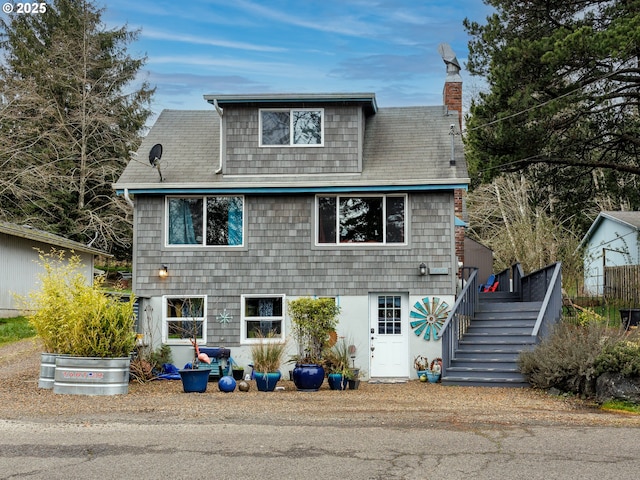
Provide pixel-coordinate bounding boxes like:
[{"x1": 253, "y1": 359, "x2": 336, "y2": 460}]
[
  {"x1": 512, "y1": 263, "x2": 524, "y2": 298},
  {"x1": 440, "y1": 267, "x2": 479, "y2": 378},
  {"x1": 523, "y1": 262, "x2": 562, "y2": 339},
  {"x1": 494, "y1": 267, "x2": 511, "y2": 292}
]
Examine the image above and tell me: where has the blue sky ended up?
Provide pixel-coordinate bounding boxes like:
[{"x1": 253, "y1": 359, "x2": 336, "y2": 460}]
[{"x1": 102, "y1": 0, "x2": 494, "y2": 118}]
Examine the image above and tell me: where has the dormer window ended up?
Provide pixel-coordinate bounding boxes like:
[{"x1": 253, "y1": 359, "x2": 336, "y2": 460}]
[{"x1": 260, "y1": 108, "x2": 323, "y2": 146}]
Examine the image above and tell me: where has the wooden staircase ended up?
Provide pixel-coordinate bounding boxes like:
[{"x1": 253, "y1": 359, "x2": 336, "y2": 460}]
[{"x1": 441, "y1": 291, "x2": 540, "y2": 387}]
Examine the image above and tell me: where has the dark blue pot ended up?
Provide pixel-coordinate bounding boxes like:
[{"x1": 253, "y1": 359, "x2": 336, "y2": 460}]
[
  {"x1": 292, "y1": 364, "x2": 325, "y2": 391},
  {"x1": 255, "y1": 371, "x2": 281, "y2": 392},
  {"x1": 179, "y1": 368, "x2": 209, "y2": 393},
  {"x1": 328, "y1": 373, "x2": 347, "y2": 390}
]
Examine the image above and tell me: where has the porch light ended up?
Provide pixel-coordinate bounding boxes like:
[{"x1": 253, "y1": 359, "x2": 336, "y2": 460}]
[
  {"x1": 419, "y1": 263, "x2": 427, "y2": 276},
  {"x1": 159, "y1": 265, "x2": 169, "y2": 278}
]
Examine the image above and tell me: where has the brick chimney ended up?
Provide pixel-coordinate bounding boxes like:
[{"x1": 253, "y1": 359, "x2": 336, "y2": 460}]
[
  {"x1": 443, "y1": 65, "x2": 463, "y2": 130},
  {"x1": 439, "y1": 44, "x2": 465, "y2": 270}
]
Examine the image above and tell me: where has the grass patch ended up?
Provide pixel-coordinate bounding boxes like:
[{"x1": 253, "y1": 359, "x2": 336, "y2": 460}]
[
  {"x1": 0, "y1": 316, "x2": 36, "y2": 346},
  {"x1": 601, "y1": 400, "x2": 640, "y2": 414}
]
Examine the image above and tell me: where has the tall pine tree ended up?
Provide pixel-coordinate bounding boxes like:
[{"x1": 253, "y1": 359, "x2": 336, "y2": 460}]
[
  {"x1": 464, "y1": 0, "x2": 640, "y2": 229},
  {"x1": 0, "y1": 0, "x2": 154, "y2": 257}
]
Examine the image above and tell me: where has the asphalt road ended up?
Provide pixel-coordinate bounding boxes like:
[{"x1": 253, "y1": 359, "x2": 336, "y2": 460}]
[{"x1": 1, "y1": 418, "x2": 639, "y2": 479}]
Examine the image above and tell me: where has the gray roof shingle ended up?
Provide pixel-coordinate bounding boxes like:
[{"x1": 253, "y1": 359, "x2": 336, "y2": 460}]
[{"x1": 115, "y1": 103, "x2": 468, "y2": 191}]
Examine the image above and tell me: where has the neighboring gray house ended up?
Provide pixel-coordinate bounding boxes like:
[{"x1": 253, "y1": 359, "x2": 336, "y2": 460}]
[
  {"x1": 0, "y1": 220, "x2": 105, "y2": 318},
  {"x1": 114, "y1": 72, "x2": 469, "y2": 379},
  {"x1": 579, "y1": 211, "x2": 640, "y2": 296}
]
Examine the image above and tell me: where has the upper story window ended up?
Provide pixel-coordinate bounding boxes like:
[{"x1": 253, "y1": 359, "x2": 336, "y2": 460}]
[
  {"x1": 260, "y1": 108, "x2": 323, "y2": 146},
  {"x1": 167, "y1": 196, "x2": 244, "y2": 247},
  {"x1": 317, "y1": 194, "x2": 406, "y2": 245}
]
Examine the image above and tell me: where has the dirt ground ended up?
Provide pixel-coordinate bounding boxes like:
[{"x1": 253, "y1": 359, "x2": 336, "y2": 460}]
[{"x1": 2, "y1": 338, "x2": 640, "y2": 429}]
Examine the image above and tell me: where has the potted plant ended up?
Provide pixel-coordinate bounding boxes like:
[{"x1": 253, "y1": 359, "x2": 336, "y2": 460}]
[
  {"x1": 20, "y1": 249, "x2": 136, "y2": 395},
  {"x1": 172, "y1": 298, "x2": 213, "y2": 393},
  {"x1": 251, "y1": 332, "x2": 287, "y2": 392},
  {"x1": 414, "y1": 355, "x2": 429, "y2": 381},
  {"x1": 427, "y1": 357, "x2": 442, "y2": 383},
  {"x1": 287, "y1": 297, "x2": 341, "y2": 391},
  {"x1": 231, "y1": 364, "x2": 245, "y2": 381},
  {"x1": 325, "y1": 337, "x2": 352, "y2": 391}
]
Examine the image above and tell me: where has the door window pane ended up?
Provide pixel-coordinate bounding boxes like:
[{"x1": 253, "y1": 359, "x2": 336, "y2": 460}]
[{"x1": 378, "y1": 295, "x2": 402, "y2": 334}]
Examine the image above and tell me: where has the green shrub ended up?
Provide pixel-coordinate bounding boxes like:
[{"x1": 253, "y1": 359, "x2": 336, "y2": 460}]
[
  {"x1": 19, "y1": 249, "x2": 136, "y2": 357},
  {"x1": 518, "y1": 321, "x2": 622, "y2": 396},
  {"x1": 594, "y1": 341, "x2": 640, "y2": 377}
]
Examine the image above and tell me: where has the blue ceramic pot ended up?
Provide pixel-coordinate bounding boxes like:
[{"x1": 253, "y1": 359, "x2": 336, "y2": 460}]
[
  {"x1": 179, "y1": 368, "x2": 210, "y2": 393},
  {"x1": 255, "y1": 371, "x2": 281, "y2": 392},
  {"x1": 292, "y1": 364, "x2": 325, "y2": 391},
  {"x1": 327, "y1": 373, "x2": 347, "y2": 390}
]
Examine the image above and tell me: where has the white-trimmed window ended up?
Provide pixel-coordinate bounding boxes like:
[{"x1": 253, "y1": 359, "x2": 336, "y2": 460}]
[
  {"x1": 241, "y1": 294, "x2": 286, "y2": 343},
  {"x1": 162, "y1": 296, "x2": 207, "y2": 345},
  {"x1": 260, "y1": 108, "x2": 324, "y2": 146},
  {"x1": 166, "y1": 196, "x2": 244, "y2": 247},
  {"x1": 317, "y1": 194, "x2": 407, "y2": 244}
]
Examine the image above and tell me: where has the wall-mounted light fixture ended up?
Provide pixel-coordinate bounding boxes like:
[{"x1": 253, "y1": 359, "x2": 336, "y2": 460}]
[
  {"x1": 159, "y1": 265, "x2": 168, "y2": 278},
  {"x1": 419, "y1": 263, "x2": 427, "y2": 276}
]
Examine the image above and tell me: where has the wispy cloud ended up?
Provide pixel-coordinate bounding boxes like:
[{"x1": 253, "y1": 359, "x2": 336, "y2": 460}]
[{"x1": 142, "y1": 28, "x2": 286, "y2": 53}]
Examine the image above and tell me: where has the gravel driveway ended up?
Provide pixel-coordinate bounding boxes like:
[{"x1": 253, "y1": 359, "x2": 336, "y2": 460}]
[{"x1": 2, "y1": 338, "x2": 639, "y2": 428}]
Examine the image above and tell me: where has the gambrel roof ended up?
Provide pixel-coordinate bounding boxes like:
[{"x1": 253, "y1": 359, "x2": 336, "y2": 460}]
[{"x1": 115, "y1": 93, "x2": 469, "y2": 194}]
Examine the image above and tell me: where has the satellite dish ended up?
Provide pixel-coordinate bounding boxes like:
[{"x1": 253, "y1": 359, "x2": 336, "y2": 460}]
[{"x1": 148, "y1": 143, "x2": 163, "y2": 182}]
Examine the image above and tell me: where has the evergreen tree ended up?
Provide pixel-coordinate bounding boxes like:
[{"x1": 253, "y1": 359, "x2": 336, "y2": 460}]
[
  {"x1": 0, "y1": 0, "x2": 154, "y2": 257},
  {"x1": 464, "y1": 0, "x2": 640, "y2": 228}
]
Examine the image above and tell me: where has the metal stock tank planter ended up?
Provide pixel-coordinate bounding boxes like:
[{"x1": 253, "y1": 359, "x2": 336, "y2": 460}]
[
  {"x1": 19, "y1": 252, "x2": 138, "y2": 396},
  {"x1": 38, "y1": 352, "x2": 66, "y2": 389},
  {"x1": 53, "y1": 356, "x2": 131, "y2": 396}
]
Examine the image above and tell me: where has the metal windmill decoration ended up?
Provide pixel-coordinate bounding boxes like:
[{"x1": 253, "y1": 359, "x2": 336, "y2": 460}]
[{"x1": 410, "y1": 297, "x2": 450, "y2": 341}]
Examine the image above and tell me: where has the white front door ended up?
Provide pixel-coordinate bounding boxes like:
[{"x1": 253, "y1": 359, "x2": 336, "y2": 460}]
[{"x1": 369, "y1": 293, "x2": 409, "y2": 378}]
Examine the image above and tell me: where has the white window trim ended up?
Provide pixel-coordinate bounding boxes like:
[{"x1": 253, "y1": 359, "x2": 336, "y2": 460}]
[
  {"x1": 259, "y1": 108, "x2": 324, "y2": 147},
  {"x1": 164, "y1": 195, "x2": 245, "y2": 248},
  {"x1": 162, "y1": 295, "x2": 207, "y2": 345},
  {"x1": 315, "y1": 194, "x2": 409, "y2": 246},
  {"x1": 240, "y1": 293, "x2": 287, "y2": 345}
]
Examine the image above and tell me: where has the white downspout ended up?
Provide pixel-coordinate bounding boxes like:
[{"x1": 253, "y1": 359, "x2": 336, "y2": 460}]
[
  {"x1": 214, "y1": 99, "x2": 224, "y2": 174},
  {"x1": 123, "y1": 188, "x2": 134, "y2": 207}
]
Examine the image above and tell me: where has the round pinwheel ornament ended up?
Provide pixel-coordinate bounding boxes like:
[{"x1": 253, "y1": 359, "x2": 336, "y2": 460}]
[{"x1": 410, "y1": 297, "x2": 450, "y2": 341}]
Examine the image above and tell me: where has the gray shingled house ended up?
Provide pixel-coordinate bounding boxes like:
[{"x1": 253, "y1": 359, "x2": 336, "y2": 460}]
[{"x1": 114, "y1": 71, "x2": 469, "y2": 379}]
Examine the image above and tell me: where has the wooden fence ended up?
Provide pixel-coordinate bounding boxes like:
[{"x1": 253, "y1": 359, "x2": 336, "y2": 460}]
[{"x1": 604, "y1": 265, "x2": 640, "y2": 305}]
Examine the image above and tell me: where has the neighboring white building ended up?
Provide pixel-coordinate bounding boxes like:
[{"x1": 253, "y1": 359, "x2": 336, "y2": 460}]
[
  {"x1": 0, "y1": 220, "x2": 106, "y2": 318},
  {"x1": 579, "y1": 211, "x2": 640, "y2": 296}
]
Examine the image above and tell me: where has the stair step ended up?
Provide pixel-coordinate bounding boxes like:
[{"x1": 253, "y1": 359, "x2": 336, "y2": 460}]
[
  {"x1": 474, "y1": 312, "x2": 539, "y2": 322},
  {"x1": 449, "y1": 360, "x2": 519, "y2": 370},
  {"x1": 445, "y1": 367, "x2": 522, "y2": 377},
  {"x1": 479, "y1": 292, "x2": 521, "y2": 302},
  {"x1": 477, "y1": 301, "x2": 542, "y2": 313},
  {"x1": 460, "y1": 334, "x2": 537, "y2": 344},
  {"x1": 469, "y1": 319, "x2": 536, "y2": 326},
  {"x1": 441, "y1": 376, "x2": 530, "y2": 388},
  {"x1": 466, "y1": 326, "x2": 533, "y2": 335}
]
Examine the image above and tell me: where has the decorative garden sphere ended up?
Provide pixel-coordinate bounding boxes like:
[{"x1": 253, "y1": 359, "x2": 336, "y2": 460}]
[
  {"x1": 237, "y1": 380, "x2": 250, "y2": 392},
  {"x1": 419, "y1": 374, "x2": 427, "y2": 383},
  {"x1": 218, "y1": 375, "x2": 236, "y2": 393}
]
